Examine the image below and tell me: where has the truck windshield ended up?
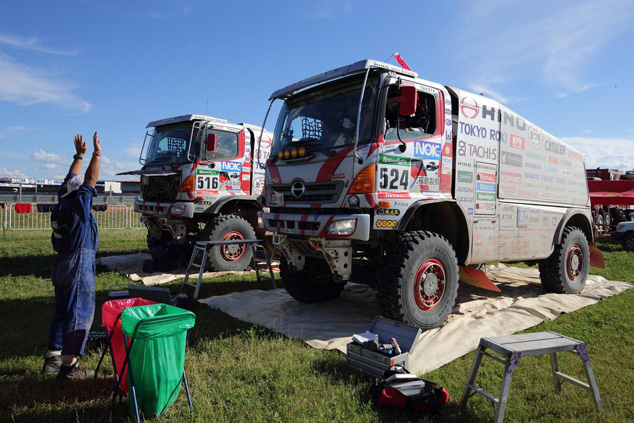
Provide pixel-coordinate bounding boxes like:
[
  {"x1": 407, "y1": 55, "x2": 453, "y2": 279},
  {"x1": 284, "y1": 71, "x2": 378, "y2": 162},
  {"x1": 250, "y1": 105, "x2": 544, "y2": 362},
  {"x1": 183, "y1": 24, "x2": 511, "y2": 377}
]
[
  {"x1": 272, "y1": 73, "x2": 380, "y2": 157},
  {"x1": 144, "y1": 123, "x2": 194, "y2": 166}
]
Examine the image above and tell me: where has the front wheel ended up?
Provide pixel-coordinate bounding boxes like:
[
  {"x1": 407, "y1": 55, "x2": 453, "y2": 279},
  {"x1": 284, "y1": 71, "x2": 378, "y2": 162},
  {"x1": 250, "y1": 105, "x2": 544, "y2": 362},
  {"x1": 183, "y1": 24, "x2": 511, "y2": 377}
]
[
  {"x1": 198, "y1": 215, "x2": 256, "y2": 271},
  {"x1": 539, "y1": 226, "x2": 589, "y2": 294},
  {"x1": 280, "y1": 257, "x2": 346, "y2": 303},
  {"x1": 377, "y1": 231, "x2": 459, "y2": 330}
]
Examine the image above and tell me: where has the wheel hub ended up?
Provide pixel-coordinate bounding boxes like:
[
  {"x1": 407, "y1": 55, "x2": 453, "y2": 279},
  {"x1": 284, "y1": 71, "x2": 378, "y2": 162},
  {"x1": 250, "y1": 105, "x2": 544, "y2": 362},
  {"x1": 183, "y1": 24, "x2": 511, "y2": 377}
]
[
  {"x1": 414, "y1": 259, "x2": 446, "y2": 311},
  {"x1": 423, "y1": 273, "x2": 439, "y2": 297},
  {"x1": 566, "y1": 245, "x2": 583, "y2": 280},
  {"x1": 221, "y1": 231, "x2": 246, "y2": 261}
]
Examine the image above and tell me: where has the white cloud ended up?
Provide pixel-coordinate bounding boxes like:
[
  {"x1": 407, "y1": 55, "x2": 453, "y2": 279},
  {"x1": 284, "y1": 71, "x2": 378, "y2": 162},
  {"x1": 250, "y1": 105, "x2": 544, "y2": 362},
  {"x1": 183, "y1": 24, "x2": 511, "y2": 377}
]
[
  {"x1": 458, "y1": 0, "x2": 634, "y2": 97},
  {"x1": 124, "y1": 146, "x2": 142, "y2": 158},
  {"x1": 0, "y1": 167, "x2": 27, "y2": 178},
  {"x1": 31, "y1": 149, "x2": 66, "y2": 163},
  {"x1": 43, "y1": 163, "x2": 59, "y2": 169},
  {"x1": 0, "y1": 52, "x2": 91, "y2": 112},
  {"x1": 562, "y1": 136, "x2": 634, "y2": 170},
  {"x1": 0, "y1": 33, "x2": 79, "y2": 56}
]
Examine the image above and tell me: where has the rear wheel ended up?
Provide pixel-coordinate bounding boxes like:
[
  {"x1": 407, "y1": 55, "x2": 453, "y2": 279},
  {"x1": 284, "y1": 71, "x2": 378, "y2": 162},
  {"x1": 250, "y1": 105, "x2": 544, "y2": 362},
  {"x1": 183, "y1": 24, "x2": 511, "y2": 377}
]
[
  {"x1": 198, "y1": 215, "x2": 256, "y2": 271},
  {"x1": 280, "y1": 257, "x2": 346, "y2": 303},
  {"x1": 622, "y1": 233, "x2": 634, "y2": 252},
  {"x1": 538, "y1": 226, "x2": 589, "y2": 294},
  {"x1": 377, "y1": 231, "x2": 459, "y2": 330}
]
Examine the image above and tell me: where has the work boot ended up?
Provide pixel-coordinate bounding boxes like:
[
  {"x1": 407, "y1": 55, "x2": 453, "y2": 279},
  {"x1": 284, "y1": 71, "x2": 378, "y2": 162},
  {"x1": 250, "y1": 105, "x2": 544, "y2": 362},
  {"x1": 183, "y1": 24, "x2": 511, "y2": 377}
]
[
  {"x1": 55, "y1": 361, "x2": 95, "y2": 381},
  {"x1": 41, "y1": 351, "x2": 62, "y2": 375}
]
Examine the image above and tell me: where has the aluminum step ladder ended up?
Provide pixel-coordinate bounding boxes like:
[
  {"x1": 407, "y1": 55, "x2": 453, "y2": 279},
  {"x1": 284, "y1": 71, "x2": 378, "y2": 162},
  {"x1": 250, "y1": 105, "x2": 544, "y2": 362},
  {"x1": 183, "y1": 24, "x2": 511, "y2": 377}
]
[
  {"x1": 181, "y1": 239, "x2": 276, "y2": 300},
  {"x1": 460, "y1": 331, "x2": 602, "y2": 423}
]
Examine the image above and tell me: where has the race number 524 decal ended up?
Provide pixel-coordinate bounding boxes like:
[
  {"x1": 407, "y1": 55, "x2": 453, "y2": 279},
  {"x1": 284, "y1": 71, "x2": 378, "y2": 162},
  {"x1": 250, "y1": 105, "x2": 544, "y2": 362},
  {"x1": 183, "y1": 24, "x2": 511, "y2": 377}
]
[
  {"x1": 197, "y1": 174, "x2": 219, "y2": 190},
  {"x1": 379, "y1": 168, "x2": 408, "y2": 190}
]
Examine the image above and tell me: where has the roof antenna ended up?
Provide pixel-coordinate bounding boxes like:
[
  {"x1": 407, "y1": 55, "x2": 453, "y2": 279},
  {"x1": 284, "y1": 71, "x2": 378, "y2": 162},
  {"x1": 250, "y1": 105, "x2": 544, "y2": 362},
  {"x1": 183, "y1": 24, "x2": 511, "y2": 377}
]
[{"x1": 204, "y1": 99, "x2": 209, "y2": 115}]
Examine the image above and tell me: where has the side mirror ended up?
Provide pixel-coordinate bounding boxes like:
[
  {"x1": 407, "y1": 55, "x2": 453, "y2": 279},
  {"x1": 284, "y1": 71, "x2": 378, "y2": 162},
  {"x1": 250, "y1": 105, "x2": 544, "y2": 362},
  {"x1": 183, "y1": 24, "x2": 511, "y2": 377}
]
[
  {"x1": 205, "y1": 133, "x2": 217, "y2": 152},
  {"x1": 397, "y1": 85, "x2": 418, "y2": 116}
]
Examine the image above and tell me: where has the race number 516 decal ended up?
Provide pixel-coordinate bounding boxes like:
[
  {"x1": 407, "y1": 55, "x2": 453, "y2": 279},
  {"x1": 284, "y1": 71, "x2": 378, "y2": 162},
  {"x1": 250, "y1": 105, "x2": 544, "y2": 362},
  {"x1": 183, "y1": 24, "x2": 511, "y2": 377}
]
[
  {"x1": 379, "y1": 167, "x2": 408, "y2": 190},
  {"x1": 197, "y1": 175, "x2": 219, "y2": 190}
]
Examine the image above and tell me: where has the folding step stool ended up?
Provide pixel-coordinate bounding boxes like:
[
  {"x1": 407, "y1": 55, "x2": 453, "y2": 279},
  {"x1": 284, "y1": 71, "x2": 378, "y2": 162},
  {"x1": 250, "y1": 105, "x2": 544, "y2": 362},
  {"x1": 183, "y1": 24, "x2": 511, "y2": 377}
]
[
  {"x1": 181, "y1": 239, "x2": 276, "y2": 299},
  {"x1": 460, "y1": 331, "x2": 602, "y2": 423}
]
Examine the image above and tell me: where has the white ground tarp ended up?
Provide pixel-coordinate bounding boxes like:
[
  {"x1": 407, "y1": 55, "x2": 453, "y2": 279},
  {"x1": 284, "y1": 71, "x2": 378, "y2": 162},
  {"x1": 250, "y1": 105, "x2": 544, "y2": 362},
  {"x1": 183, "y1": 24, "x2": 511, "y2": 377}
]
[
  {"x1": 199, "y1": 264, "x2": 632, "y2": 374},
  {"x1": 98, "y1": 253, "x2": 247, "y2": 285}
]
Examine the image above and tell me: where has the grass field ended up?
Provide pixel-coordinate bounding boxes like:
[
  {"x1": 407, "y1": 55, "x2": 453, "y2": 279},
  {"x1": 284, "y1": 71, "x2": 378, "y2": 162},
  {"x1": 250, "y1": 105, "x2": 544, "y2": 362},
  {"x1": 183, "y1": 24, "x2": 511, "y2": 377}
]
[{"x1": 0, "y1": 230, "x2": 632, "y2": 422}]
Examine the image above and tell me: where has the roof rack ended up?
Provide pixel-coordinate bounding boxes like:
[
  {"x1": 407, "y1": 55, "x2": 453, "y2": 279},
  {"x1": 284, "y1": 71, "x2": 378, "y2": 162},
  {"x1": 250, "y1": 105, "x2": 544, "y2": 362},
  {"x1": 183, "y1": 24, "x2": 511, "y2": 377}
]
[{"x1": 269, "y1": 59, "x2": 418, "y2": 101}]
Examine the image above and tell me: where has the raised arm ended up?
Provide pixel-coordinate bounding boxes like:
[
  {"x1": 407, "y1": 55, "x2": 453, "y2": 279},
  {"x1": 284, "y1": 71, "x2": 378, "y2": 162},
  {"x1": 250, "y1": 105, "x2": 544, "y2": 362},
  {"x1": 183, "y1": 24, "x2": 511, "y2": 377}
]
[
  {"x1": 84, "y1": 131, "x2": 101, "y2": 188},
  {"x1": 69, "y1": 134, "x2": 87, "y2": 175}
]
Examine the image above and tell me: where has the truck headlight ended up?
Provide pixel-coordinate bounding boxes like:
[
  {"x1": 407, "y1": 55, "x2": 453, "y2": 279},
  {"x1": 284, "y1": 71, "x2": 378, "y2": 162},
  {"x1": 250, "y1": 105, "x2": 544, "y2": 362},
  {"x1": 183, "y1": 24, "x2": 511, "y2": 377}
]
[
  {"x1": 169, "y1": 205, "x2": 186, "y2": 215},
  {"x1": 325, "y1": 218, "x2": 356, "y2": 236}
]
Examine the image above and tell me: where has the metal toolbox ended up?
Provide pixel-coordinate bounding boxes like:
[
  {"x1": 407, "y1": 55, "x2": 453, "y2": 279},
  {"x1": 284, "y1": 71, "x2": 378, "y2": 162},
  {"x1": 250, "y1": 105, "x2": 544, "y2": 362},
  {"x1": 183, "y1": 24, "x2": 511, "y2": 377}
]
[{"x1": 346, "y1": 316, "x2": 422, "y2": 379}]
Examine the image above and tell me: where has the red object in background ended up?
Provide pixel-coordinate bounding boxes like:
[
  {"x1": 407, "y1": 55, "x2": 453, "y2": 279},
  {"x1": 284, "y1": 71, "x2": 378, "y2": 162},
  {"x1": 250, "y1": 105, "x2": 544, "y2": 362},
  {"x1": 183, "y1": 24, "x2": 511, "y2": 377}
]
[
  {"x1": 102, "y1": 297, "x2": 157, "y2": 392},
  {"x1": 588, "y1": 180, "x2": 634, "y2": 206},
  {"x1": 15, "y1": 203, "x2": 32, "y2": 213}
]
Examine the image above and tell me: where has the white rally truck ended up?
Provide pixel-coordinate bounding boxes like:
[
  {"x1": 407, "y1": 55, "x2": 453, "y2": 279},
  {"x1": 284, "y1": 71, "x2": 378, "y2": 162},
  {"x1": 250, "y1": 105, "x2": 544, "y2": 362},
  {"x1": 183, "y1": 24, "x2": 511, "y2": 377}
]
[
  {"x1": 121, "y1": 114, "x2": 272, "y2": 271},
  {"x1": 257, "y1": 59, "x2": 604, "y2": 329}
]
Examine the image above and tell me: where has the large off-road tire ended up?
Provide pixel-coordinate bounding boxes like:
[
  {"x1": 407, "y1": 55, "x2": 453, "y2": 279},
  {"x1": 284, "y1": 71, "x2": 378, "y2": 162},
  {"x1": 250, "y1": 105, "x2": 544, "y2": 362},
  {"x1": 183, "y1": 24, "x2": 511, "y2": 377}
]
[
  {"x1": 377, "y1": 231, "x2": 459, "y2": 330},
  {"x1": 280, "y1": 257, "x2": 346, "y2": 303},
  {"x1": 147, "y1": 230, "x2": 173, "y2": 251},
  {"x1": 622, "y1": 233, "x2": 634, "y2": 252},
  {"x1": 198, "y1": 215, "x2": 256, "y2": 271},
  {"x1": 538, "y1": 226, "x2": 589, "y2": 294}
]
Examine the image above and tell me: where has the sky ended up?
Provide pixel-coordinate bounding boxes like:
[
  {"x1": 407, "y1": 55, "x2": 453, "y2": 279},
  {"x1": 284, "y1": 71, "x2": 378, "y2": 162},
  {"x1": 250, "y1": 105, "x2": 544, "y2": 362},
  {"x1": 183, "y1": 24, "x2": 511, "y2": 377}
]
[{"x1": 1, "y1": 0, "x2": 633, "y2": 181}]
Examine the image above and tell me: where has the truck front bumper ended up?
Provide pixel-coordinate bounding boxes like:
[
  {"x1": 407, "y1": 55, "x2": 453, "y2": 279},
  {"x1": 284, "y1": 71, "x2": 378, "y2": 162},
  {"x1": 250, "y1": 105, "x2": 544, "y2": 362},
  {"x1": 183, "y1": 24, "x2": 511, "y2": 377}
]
[
  {"x1": 134, "y1": 200, "x2": 196, "y2": 219},
  {"x1": 258, "y1": 211, "x2": 371, "y2": 241}
]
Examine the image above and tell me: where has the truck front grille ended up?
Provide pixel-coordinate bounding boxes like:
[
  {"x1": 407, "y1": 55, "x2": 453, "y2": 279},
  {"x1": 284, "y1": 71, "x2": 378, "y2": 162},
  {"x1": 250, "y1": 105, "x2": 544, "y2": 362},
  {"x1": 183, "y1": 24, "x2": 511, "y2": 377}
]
[
  {"x1": 141, "y1": 174, "x2": 180, "y2": 202},
  {"x1": 273, "y1": 181, "x2": 344, "y2": 204}
]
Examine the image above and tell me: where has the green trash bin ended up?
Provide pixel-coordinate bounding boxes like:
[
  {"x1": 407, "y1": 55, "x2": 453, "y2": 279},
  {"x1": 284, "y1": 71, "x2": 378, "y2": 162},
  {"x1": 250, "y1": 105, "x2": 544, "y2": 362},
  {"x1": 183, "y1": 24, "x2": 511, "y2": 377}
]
[{"x1": 120, "y1": 303, "x2": 196, "y2": 420}]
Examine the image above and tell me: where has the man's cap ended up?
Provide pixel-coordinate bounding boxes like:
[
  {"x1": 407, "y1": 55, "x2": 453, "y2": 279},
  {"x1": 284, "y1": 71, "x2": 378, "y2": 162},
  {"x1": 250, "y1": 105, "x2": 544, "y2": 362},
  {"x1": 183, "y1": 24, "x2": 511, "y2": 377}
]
[{"x1": 60, "y1": 175, "x2": 84, "y2": 198}]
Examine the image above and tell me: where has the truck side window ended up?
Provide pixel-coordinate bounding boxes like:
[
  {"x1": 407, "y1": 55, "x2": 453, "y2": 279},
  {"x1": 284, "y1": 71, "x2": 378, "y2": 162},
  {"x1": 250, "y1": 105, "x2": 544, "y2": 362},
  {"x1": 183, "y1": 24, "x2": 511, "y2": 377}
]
[
  {"x1": 384, "y1": 86, "x2": 436, "y2": 142},
  {"x1": 203, "y1": 130, "x2": 238, "y2": 161}
]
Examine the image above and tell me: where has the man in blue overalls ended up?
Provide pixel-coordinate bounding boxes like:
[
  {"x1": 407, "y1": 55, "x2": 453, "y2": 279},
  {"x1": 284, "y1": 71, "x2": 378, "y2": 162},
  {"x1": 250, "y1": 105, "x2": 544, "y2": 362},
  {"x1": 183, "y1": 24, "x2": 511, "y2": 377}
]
[{"x1": 42, "y1": 132, "x2": 102, "y2": 381}]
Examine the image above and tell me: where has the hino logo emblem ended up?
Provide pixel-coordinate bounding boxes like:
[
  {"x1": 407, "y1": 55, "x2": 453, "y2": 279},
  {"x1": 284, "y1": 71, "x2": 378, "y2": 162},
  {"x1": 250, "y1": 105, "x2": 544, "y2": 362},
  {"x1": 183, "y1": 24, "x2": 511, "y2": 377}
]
[{"x1": 291, "y1": 181, "x2": 305, "y2": 198}]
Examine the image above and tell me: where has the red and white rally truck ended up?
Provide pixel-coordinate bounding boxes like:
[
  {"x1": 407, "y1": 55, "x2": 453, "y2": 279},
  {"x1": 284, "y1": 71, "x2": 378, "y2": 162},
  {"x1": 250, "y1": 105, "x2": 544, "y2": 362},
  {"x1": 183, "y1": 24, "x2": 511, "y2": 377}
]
[
  {"x1": 257, "y1": 59, "x2": 604, "y2": 329},
  {"x1": 120, "y1": 114, "x2": 272, "y2": 271}
]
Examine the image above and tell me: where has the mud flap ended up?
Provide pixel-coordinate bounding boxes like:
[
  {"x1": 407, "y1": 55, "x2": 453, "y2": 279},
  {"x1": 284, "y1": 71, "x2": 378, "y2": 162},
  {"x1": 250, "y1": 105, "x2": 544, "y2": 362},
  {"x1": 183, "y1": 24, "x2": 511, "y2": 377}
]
[
  {"x1": 459, "y1": 266, "x2": 501, "y2": 292},
  {"x1": 589, "y1": 242, "x2": 605, "y2": 269}
]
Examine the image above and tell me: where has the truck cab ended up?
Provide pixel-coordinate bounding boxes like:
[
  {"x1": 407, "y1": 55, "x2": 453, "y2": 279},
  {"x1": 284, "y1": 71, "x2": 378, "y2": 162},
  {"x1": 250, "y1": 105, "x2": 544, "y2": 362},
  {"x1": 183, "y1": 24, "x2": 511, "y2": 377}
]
[{"x1": 121, "y1": 114, "x2": 272, "y2": 271}]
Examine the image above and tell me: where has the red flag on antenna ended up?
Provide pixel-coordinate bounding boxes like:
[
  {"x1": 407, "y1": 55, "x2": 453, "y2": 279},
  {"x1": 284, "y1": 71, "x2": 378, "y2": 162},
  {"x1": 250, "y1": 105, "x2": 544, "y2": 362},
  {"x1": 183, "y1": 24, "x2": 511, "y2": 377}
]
[{"x1": 393, "y1": 52, "x2": 412, "y2": 71}]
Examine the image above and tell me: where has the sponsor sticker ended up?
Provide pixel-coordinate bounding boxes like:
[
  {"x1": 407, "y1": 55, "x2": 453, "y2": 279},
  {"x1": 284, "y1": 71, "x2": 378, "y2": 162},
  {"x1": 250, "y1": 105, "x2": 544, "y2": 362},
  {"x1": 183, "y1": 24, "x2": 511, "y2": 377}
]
[
  {"x1": 477, "y1": 192, "x2": 495, "y2": 201},
  {"x1": 377, "y1": 208, "x2": 401, "y2": 216},
  {"x1": 476, "y1": 182, "x2": 496, "y2": 193},
  {"x1": 501, "y1": 151, "x2": 523, "y2": 167},
  {"x1": 501, "y1": 171, "x2": 522, "y2": 184},
  {"x1": 221, "y1": 161, "x2": 242, "y2": 172},
  {"x1": 379, "y1": 154, "x2": 410, "y2": 166},
  {"x1": 460, "y1": 96, "x2": 479, "y2": 119},
  {"x1": 375, "y1": 219, "x2": 398, "y2": 229},
  {"x1": 528, "y1": 126, "x2": 543, "y2": 149},
  {"x1": 458, "y1": 170, "x2": 473, "y2": 183},
  {"x1": 509, "y1": 134, "x2": 524, "y2": 150},
  {"x1": 413, "y1": 140, "x2": 441, "y2": 160}
]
